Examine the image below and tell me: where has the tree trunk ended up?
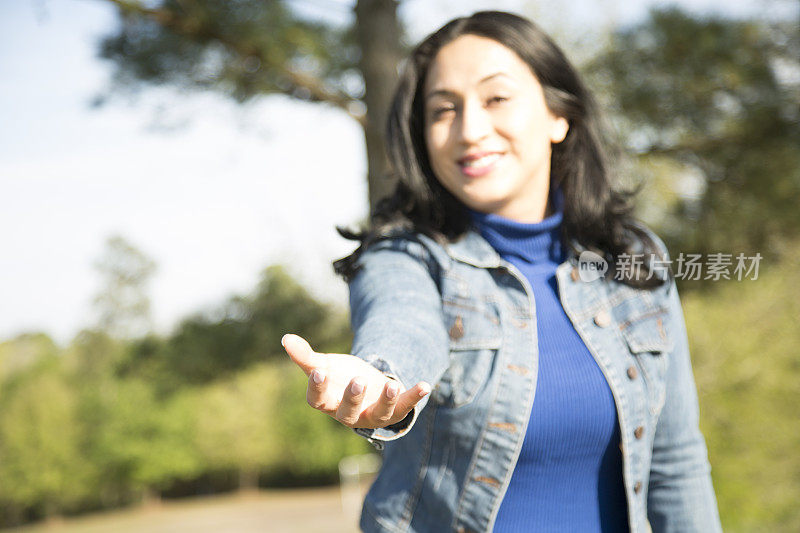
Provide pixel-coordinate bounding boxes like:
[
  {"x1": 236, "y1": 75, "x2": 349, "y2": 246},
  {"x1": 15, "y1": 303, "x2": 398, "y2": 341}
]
[
  {"x1": 43, "y1": 501, "x2": 64, "y2": 526},
  {"x1": 354, "y1": 0, "x2": 405, "y2": 214},
  {"x1": 238, "y1": 468, "x2": 259, "y2": 493},
  {"x1": 141, "y1": 487, "x2": 162, "y2": 508}
]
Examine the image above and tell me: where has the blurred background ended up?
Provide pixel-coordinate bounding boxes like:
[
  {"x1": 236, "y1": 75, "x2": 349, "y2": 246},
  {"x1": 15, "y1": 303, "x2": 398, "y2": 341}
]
[{"x1": 0, "y1": 0, "x2": 798, "y2": 531}]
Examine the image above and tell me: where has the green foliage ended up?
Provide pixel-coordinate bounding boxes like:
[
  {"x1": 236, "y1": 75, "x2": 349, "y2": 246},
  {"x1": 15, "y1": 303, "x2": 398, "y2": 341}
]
[
  {"x1": 192, "y1": 361, "x2": 369, "y2": 486},
  {"x1": 0, "y1": 332, "x2": 59, "y2": 383},
  {"x1": 684, "y1": 242, "x2": 800, "y2": 532},
  {"x1": 159, "y1": 309, "x2": 256, "y2": 385},
  {"x1": 589, "y1": 8, "x2": 800, "y2": 259},
  {"x1": 89, "y1": 379, "x2": 203, "y2": 495},
  {"x1": 0, "y1": 262, "x2": 359, "y2": 527},
  {"x1": 131, "y1": 264, "x2": 351, "y2": 387},
  {"x1": 271, "y1": 361, "x2": 371, "y2": 479},
  {"x1": 92, "y1": 235, "x2": 156, "y2": 339},
  {"x1": 193, "y1": 364, "x2": 281, "y2": 479},
  {"x1": 98, "y1": 0, "x2": 359, "y2": 103},
  {"x1": 0, "y1": 364, "x2": 95, "y2": 517},
  {"x1": 64, "y1": 329, "x2": 127, "y2": 381},
  {"x1": 248, "y1": 265, "x2": 353, "y2": 357}
]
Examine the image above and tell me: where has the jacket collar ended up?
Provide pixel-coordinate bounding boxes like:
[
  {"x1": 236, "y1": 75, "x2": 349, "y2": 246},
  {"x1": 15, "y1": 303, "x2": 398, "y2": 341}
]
[
  {"x1": 418, "y1": 226, "x2": 580, "y2": 271},
  {"x1": 445, "y1": 229, "x2": 504, "y2": 268}
]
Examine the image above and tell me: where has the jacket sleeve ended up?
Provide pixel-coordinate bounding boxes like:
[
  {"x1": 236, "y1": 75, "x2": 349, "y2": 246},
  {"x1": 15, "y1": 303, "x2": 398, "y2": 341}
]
[
  {"x1": 646, "y1": 272, "x2": 723, "y2": 531},
  {"x1": 346, "y1": 236, "x2": 451, "y2": 450}
]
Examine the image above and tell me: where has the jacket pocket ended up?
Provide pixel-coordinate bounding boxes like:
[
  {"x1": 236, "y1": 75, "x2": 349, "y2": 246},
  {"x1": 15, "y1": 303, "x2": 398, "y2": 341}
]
[
  {"x1": 433, "y1": 297, "x2": 502, "y2": 408},
  {"x1": 619, "y1": 306, "x2": 673, "y2": 417}
]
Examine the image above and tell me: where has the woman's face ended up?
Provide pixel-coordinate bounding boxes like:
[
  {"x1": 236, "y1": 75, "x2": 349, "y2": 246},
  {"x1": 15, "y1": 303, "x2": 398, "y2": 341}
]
[{"x1": 423, "y1": 34, "x2": 569, "y2": 222}]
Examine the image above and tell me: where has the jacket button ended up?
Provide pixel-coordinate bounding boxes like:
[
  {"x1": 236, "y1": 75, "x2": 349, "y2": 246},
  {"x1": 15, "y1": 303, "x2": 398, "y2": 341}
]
[
  {"x1": 627, "y1": 366, "x2": 638, "y2": 380},
  {"x1": 634, "y1": 426, "x2": 645, "y2": 439},
  {"x1": 593, "y1": 310, "x2": 611, "y2": 328},
  {"x1": 507, "y1": 364, "x2": 530, "y2": 375},
  {"x1": 474, "y1": 476, "x2": 501, "y2": 487},
  {"x1": 656, "y1": 317, "x2": 667, "y2": 339},
  {"x1": 449, "y1": 316, "x2": 465, "y2": 340},
  {"x1": 634, "y1": 481, "x2": 643, "y2": 494}
]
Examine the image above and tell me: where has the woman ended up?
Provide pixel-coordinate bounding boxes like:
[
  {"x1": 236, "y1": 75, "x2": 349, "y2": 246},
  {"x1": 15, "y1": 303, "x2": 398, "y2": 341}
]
[{"x1": 282, "y1": 11, "x2": 721, "y2": 533}]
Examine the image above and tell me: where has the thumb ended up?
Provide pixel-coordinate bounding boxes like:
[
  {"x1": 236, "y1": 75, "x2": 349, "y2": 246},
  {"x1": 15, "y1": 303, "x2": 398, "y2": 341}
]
[{"x1": 281, "y1": 333, "x2": 319, "y2": 375}]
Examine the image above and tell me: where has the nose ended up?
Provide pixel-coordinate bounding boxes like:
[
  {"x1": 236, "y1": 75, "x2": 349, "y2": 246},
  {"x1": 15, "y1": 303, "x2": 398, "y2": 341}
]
[{"x1": 457, "y1": 98, "x2": 492, "y2": 145}]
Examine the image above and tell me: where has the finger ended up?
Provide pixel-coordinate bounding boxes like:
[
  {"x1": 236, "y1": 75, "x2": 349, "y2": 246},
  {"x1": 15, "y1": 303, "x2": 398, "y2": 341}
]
[
  {"x1": 335, "y1": 376, "x2": 367, "y2": 427},
  {"x1": 282, "y1": 333, "x2": 319, "y2": 375},
  {"x1": 390, "y1": 382, "x2": 431, "y2": 422},
  {"x1": 306, "y1": 368, "x2": 331, "y2": 412},
  {"x1": 363, "y1": 380, "x2": 401, "y2": 426}
]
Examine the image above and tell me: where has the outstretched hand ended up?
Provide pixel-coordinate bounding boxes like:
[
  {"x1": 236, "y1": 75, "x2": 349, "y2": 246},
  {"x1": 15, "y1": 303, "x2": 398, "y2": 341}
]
[{"x1": 281, "y1": 334, "x2": 431, "y2": 429}]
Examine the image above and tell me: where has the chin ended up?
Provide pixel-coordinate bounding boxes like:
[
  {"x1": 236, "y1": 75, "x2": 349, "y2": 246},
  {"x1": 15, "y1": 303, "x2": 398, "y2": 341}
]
[
  {"x1": 461, "y1": 188, "x2": 508, "y2": 207},
  {"x1": 463, "y1": 198, "x2": 505, "y2": 214}
]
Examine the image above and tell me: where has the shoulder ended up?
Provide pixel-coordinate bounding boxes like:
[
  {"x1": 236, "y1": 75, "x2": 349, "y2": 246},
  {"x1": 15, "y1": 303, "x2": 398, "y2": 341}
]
[
  {"x1": 341, "y1": 231, "x2": 446, "y2": 297},
  {"x1": 612, "y1": 220, "x2": 674, "y2": 289},
  {"x1": 600, "y1": 221, "x2": 677, "y2": 308},
  {"x1": 624, "y1": 219, "x2": 671, "y2": 262},
  {"x1": 356, "y1": 228, "x2": 450, "y2": 276},
  {"x1": 347, "y1": 230, "x2": 448, "y2": 315}
]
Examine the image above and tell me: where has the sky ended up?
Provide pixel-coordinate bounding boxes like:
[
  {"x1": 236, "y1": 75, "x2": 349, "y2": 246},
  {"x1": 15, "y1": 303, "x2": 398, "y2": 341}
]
[{"x1": 0, "y1": 0, "x2": 794, "y2": 344}]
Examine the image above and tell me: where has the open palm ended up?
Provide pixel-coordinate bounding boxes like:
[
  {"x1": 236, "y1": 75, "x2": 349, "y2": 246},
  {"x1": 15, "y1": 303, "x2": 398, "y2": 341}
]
[{"x1": 282, "y1": 333, "x2": 430, "y2": 429}]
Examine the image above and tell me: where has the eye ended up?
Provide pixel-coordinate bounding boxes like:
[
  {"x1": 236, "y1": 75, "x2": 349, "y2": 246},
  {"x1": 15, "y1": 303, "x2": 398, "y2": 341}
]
[
  {"x1": 431, "y1": 106, "x2": 455, "y2": 119},
  {"x1": 487, "y1": 96, "x2": 509, "y2": 106}
]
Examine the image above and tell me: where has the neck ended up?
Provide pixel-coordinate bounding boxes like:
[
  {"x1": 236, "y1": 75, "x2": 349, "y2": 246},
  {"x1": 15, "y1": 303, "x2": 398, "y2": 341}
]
[
  {"x1": 487, "y1": 185, "x2": 551, "y2": 224},
  {"x1": 467, "y1": 188, "x2": 566, "y2": 266}
]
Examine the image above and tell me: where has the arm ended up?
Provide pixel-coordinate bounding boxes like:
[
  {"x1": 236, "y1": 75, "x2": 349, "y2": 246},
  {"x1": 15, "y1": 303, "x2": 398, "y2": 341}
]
[
  {"x1": 347, "y1": 236, "x2": 451, "y2": 448},
  {"x1": 646, "y1": 279, "x2": 722, "y2": 532}
]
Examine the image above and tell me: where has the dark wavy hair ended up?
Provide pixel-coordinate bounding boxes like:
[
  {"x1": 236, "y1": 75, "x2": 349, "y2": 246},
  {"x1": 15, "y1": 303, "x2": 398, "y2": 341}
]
[{"x1": 333, "y1": 10, "x2": 668, "y2": 288}]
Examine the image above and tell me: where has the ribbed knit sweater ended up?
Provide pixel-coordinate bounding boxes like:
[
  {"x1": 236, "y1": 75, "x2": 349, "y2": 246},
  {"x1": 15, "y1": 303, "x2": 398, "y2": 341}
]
[{"x1": 469, "y1": 193, "x2": 629, "y2": 532}]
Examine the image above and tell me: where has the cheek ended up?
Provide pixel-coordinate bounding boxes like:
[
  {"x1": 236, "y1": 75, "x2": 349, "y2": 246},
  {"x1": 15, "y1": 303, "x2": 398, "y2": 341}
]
[
  {"x1": 500, "y1": 103, "x2": 548, "y2": 148},
  {"x1": 513, "y1": 118, "x2": 539, "y2": 143},
  {"x1": 425, "y1": 126, "x2": 451, "y2": 166}
]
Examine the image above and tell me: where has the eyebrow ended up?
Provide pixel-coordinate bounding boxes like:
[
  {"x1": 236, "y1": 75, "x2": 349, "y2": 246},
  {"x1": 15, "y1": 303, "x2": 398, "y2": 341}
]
[{"x1": 425, "y1": 72, "x2": 513, "y2": 101}]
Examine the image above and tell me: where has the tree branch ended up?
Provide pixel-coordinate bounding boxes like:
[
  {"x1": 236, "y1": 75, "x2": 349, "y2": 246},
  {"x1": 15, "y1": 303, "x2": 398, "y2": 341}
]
[{"x1": 101, "y1": 0, "x2": 365, "y2": 125}]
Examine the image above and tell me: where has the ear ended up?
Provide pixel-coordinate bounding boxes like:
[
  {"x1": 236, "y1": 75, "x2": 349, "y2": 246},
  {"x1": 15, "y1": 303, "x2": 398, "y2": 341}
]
[{"x1": 549, "y1": 116, "x2": 569, "y2": 144}]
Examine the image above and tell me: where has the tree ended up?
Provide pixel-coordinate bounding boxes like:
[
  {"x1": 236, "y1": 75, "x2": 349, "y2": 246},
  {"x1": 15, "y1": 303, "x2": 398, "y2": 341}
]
[
  {"x1": 0, "y1": 333, "x2": 59, "y2": 384},
  {"x1": 0, "y1": 365, "x2": 95, "y2": 522},
  {"x1": 92, "y1": 235, "x2": 157, "y2": 338},
  {"x1": 126, "y1": 264, "x2": 351, "y2": 387},
  {"x1": 193, "y1": 364, "x2": 282, "y2": 491},
  {"x1": 588, "y1": 8, "x2": 800, "y2": 261},
  {"x1": 97, "y1": 0, "x2": 406, "y2": 212},
  {"x1": 87, "y1": 378, "x2": 202, "y2": 503}
]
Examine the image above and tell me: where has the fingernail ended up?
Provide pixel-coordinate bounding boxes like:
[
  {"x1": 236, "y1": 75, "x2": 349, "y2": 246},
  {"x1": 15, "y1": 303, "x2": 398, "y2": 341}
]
[
  {"x1": 311, "y1": 369, "x2": 325, "y2": 384},
  {"x1": 418, "y1": 383, "x2": 431, "y2": 398},
  {"x1": 281, "y1": 334, "x2": 289, "y2": 348},
  {"x1": 386, "y1": 383, "x2": 399, "y2": 399},
  {"x1": 350, "y1": 379, "x2": 365, "y2": 395}
]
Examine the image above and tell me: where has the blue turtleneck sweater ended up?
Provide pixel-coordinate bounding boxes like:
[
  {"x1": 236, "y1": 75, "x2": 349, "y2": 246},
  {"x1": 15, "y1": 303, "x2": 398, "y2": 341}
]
[{"x1": 469, "y1": 193, "x2": 629, "y2": 532}]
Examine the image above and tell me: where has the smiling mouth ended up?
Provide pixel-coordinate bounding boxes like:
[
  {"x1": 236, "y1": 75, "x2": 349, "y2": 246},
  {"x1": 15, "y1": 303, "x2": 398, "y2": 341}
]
[
  {"x1": 457, "y1": 153, "x2": 504, "y2": 177},
  {"x1": 459, "y1": 153, "x2": 503, "y2": 168}
]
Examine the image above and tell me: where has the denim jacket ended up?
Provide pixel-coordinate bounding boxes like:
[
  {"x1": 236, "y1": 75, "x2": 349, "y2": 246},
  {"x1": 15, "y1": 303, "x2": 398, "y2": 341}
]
[{"x1": 347, "y1": 226, "x2": 722, "y2": 533}]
